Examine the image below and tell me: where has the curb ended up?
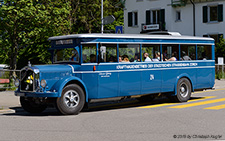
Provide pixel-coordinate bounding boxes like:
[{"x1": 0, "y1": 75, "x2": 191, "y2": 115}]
[{"x1": 0, "y1": 109, "x2": 15, "y2": 114}]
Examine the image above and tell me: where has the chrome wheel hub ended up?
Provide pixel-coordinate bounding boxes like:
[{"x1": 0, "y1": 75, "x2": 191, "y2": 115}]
[
  {"x1": 181, "y1": 87, "x2": 185, "y2": 93},
  {"x1": 180, "y1": 83, "x2": 188, "y2": 98},
  {"x1": 64, "y1": 90, "x2": 80, "y2": 108}
]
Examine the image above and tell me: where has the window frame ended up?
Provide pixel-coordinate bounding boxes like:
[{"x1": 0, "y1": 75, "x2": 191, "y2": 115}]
[
  {"x1": 175, "y1": 10, "x2": 181, "y2": 22},
  {"x1": 203, "y1": 4, "x2": 223, "y2": 23},
  {"x1": 128, "y1": 11, "x2": 138, "y2": 27}
]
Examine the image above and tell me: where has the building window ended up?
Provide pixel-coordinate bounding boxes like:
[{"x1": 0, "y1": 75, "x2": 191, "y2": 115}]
[
  {"x1": 176, "y1": 11, "x2": 181, "y2": 21},
  {"x1": 210, "y1": 6, "x2": 218, "y2": 21},
  {"x1": 203, "y1": 4, "x2": 223, "y2": 23},
  {"x1": 128, "y1": 11, "x2": 138, "y2": 27},
  {"x1": 146, "y1": 9, "x2": 165, "y2": 25}
]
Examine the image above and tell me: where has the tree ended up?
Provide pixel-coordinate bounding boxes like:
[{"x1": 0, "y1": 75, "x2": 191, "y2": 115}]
[
  {"x1": 216, "y1": 36, "x2": 225, "y2": 59},
  {"x1": 0, "y1": 0, "x2": 124, "y2": 71},
  {"x1": 0, "y1": 0, "x2": 71, "y2": 69},
  {"x1": 69, "y1": 0, "x2": 124, "y2": 33}
]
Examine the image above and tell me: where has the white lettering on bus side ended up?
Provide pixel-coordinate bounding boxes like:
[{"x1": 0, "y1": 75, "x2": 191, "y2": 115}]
[
  {"x1": 99, "y1": 72, "x2": 112, "y2": 77},
  {"x1": 116, "y1": 63, "x2": 199, "y2": 70},
  {"x1": 150, "y1": 74, "x2": 154, "y2": 80}
]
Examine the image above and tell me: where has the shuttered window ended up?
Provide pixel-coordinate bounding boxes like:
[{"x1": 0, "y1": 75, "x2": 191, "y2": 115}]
[
  {"x1": 203, "y1": 4, "x2": 223, "y2": 23},
  {"x1": 160, "y1": 9, "x2": 165, "y2": 24},
  {"x1": 128, "y1": 12, "x2": 138, "y2": 27},
  {"x1": 134, "y1": 12, "x2": 138, "y2": 26},
  {"x1": 145, "y1": 9, "x2": 165, "y2": 25},
  {"x1": 146, "y1": 10, "x2": 151, "y2": 25},
  {"x1": 128, "y1": 12, "x2": 133, "y2": 27},
  {"x1": 203, "y1": 6, "x2": 208, "y2": 23},
  {"x1": 218, "y1": 5, "x2": 223, "y2": 22}
]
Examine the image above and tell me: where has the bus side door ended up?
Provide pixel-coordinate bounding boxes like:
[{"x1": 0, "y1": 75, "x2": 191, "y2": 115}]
[{"x1": 97, "y1": 64, "x2": 119, "y2": 99}]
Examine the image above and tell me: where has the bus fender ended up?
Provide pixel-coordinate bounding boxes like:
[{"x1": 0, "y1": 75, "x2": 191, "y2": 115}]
[
  {"x1": 51, "y1": 76, "x2": 89, "y2": 102},
  {"x1": 173, "y1": 74, "x2": 194, "y2": 96}
]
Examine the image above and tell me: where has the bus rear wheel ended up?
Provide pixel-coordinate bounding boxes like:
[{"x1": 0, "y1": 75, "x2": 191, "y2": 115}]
[
  {"x1": 174, "y1": 78, "x2": 191, "y2": 102},
  {"x1": 56, "y1": 84, "x2": 85, "y2": 115}
]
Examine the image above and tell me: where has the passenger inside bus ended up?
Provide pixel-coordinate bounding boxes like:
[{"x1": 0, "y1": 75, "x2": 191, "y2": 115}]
[
  {"x1": 163, "y1": 50, "x2": 168, "y2": 61},
  {"x1": 152, "y1": 52, "x2": 160, "y2": 61},
  {"x1": 166, "y1": 51, "x2": 177, "y2": 61},
  {"x1": 123, "y1": 57, "x2": 130, "y2": 62},
  {"x1": 108, "y1": 55, "x2": 116, "y2": 62},
  {"x1": 133, "y1": 53, "x2": 140, "y2": 62},
  {"x1": 143, "y1": 52, "x2": 152, "y2": 62},
  {"x1": 202, "y1": 52, "x2": 207, "y2": 60},
  {"x1": 181, "y1": 51, "x2": 191, "y2": 61},
  {"x1": 122, "y1": 55, "x2": 130, "y2": 62},
  {"x1": 90, "y1": 54, "x2": 96, "y2": 63},
  {"x1": 119, "y1": 56, "x2": 123, "y2": 62}
]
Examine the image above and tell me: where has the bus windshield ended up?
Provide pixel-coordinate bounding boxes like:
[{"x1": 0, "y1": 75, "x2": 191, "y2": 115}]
[{"x1": 53, "y1": 48, "x2": 79, "y2": 64}]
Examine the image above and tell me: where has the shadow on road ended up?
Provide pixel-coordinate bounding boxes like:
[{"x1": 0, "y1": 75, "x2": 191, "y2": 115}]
[{"x1": 2, "y1": 96, "x2": 205, "y2": 116}]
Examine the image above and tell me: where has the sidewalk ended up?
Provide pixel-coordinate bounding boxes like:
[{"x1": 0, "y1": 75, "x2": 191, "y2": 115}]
[
  {"x1": 0, "y1": 80, "x2": 225, "y2": 111},
  {"x1": 0, "y1": 91, "x2": 20, "y2": 112},
  {"x1": 214, "y1": 79, "x2": 225, "y2": 89}
]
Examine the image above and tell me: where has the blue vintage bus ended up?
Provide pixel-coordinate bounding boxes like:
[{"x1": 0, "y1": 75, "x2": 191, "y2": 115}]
[{"x1": 14, "y1": 33, "x2": 215, "y2": 115}]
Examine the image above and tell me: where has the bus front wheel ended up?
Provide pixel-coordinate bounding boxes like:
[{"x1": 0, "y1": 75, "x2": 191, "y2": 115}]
[
  {"x1": 56, "y1": 84, "x2": 85, "y2": 115},
  {"x1": 20, "y1": 97, "x2": 47, "y2": 113}
]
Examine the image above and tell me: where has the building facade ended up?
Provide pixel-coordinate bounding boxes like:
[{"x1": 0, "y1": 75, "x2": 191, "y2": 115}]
[{"x1": 124, "y1": 0, "x2": 225, "y2": 42}]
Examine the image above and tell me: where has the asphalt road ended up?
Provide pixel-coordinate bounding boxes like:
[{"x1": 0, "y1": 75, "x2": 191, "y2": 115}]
[{"x1": 0, "y1": 80, "x2": 225, "y2": 141}]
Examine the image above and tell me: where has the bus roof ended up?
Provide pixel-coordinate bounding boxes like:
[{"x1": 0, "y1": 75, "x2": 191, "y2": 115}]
[{"x1": 48, "y1": 33, "x2": 214, "y2": 41}]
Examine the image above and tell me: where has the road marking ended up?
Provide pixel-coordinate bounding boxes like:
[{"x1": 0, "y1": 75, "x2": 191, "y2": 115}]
[
  {"x1": 168, "y1": 98, "x2": 225, "y2": 109},
  {"x1": 138, "y1": 96, "x2": 215, "y2": 109},
  {"x1": 204, "y1": 104, "x2": 225, "y2": 110},
  {"x1": 188, "y1": 96, "x2": 216, "y2": 102},
  {"x1": 138, "y1": 103, "x2": 175, "y2": 109}
]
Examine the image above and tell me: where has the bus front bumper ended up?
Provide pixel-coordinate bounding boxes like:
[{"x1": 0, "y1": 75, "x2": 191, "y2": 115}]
[{"x1": 15, "y1": 91, "x2": 59, "y2": 97}]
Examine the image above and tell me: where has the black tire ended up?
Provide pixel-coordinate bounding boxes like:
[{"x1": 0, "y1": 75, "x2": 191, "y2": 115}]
[
  {"x1": 173, "y1": 78, "x2": 192, "y2": 102},
  {"x1": 20, "y1": 97, "x2": 47, "y2": 113},
  {"x1": 137, "y1": 94, "x2": 155, "y2": 102},
  {"x1": 56, "y1": 84, "x2": 85, "y2": 115}
]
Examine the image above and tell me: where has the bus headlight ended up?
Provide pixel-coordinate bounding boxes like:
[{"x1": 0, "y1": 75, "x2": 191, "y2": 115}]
[
  {"x1": 40, "y1": 79, "x2": 47, "y2": 88},
  {"x1": 14, "y1": 79, "x2": 20, "y2": 87}
]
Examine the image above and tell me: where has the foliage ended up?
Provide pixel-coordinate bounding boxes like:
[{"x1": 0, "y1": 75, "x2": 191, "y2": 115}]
[
  {"x1": 216, "y1": 71, "x2": 225, "y2": 80},
  {"x1": 0, "y1": 0, "x2": 124, "y2": 70},
  {"x1": 0, "y1": 0, "x2": 72, "y2": 69},
  {"x1": 215, "y1": 37, "x2": 225, "y2": 59},
  {"x1": 215, "y1": 37, "x2": 225, "y2": 79},
  {"x1": 70, "y1": 0, "x2": 123, "y2": 33}
]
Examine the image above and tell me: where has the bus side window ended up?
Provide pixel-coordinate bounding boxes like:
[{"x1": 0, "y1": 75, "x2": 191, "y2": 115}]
[
  {"x1": 119, "y1": 44, "x2": 140, "y2": 62},
  {"x1": 82, "y1": 44, "x2": 96, "y2": 63},
  {"x1": 162, "y1": 45, "x2": 179, "y2": 61},
  {"x1": 180, "y1": 45, "x2": 195, "y2": 61},
  {"x1": 142, "y1": 44, "x2": 160, "y2": 61},
  {"x1": 100, "y1": 44, "x2": 117, "y2": 63},
  {"x1": 197, "y1": 45, "x2": 212, "y2": 60}
]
